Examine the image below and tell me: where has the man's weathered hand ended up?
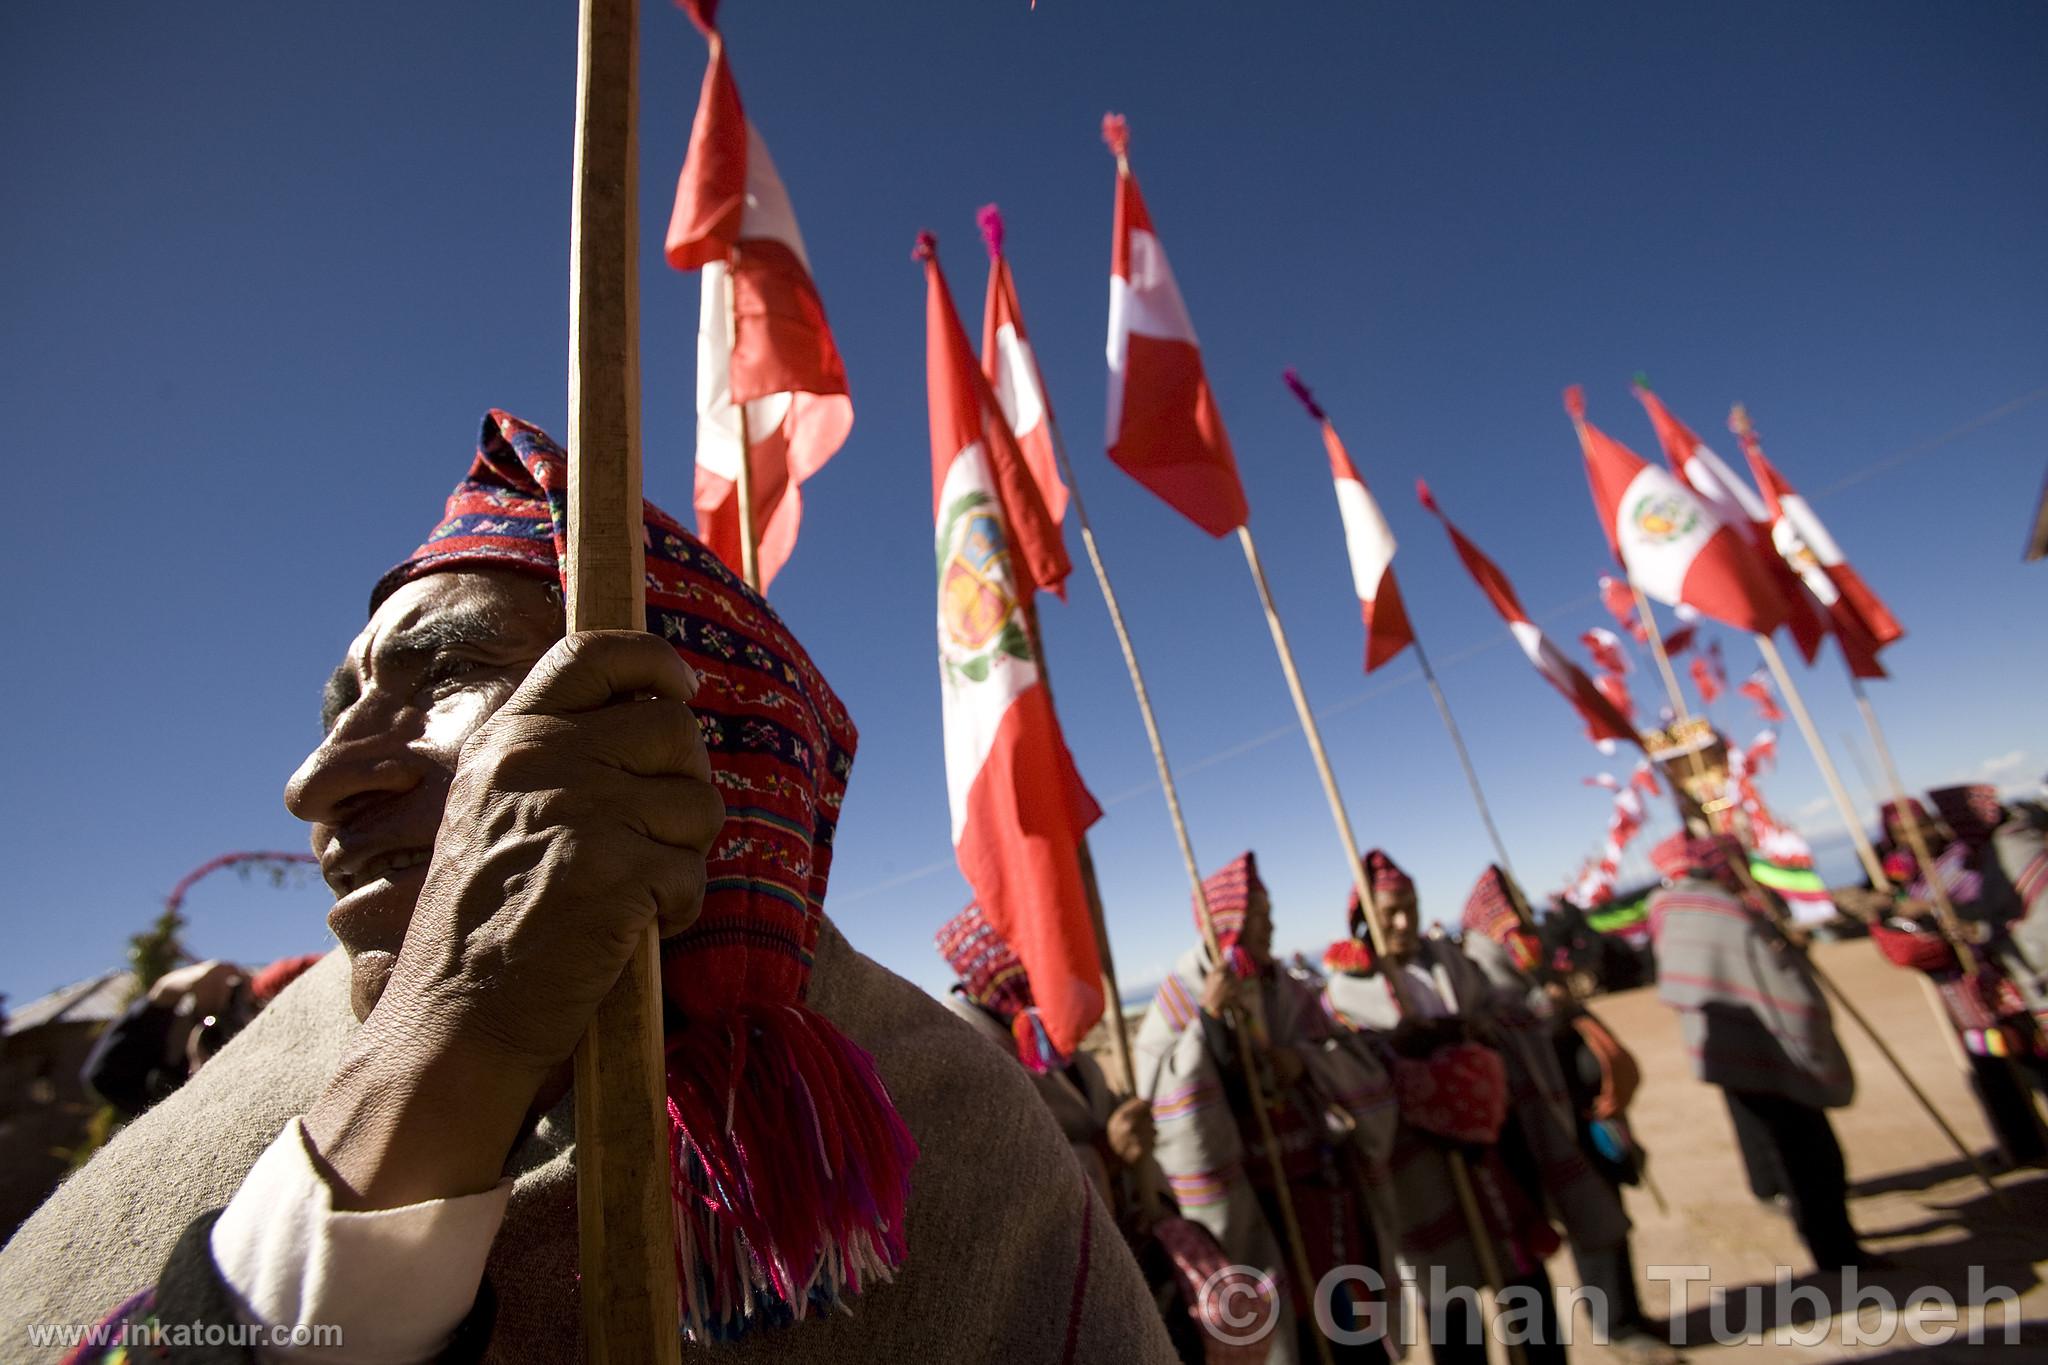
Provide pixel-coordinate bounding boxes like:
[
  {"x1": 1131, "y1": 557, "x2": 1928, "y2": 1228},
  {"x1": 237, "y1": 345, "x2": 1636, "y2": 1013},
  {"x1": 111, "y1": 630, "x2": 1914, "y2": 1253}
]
[
  {"x1": 1199, "y1": 964, "x2": 1239, "y2": 1018},
  {"x1": 382, "y1": 630, "x2": 722, "y2": 1082},
  {"x1": 1105, "y1": 1097, "x2": 1154, "y2": 1167},
  {"x1": 306, "y1": 631, "x2": 724, "y2": 1210}
]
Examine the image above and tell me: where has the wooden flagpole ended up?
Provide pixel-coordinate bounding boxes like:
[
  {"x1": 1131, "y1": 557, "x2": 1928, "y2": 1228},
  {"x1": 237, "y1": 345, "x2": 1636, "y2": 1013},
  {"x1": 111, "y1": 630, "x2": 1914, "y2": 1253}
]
[
  {"x1": 1412, "y1": 632, "x2": 1521, "y2": 890},
  {"x1": 1623, "y1": 594, "x2": 2001, "y2": 1201},
  {"x1": 1754, "y1": 636, "x2": 1891, "y2": 890},
  {"x1": 1041, "y1": 419, "x2": 1333, "y2": 1364},
  {"x1": 723, "y1": 244, "x2": 761, "y2": 592},
  {"x1": 566, "y1": 0, "x2": 684, "y2": 1359},
  {"x1": 1235, "y1": 525, "x2": 1523, "y2": 1363}
]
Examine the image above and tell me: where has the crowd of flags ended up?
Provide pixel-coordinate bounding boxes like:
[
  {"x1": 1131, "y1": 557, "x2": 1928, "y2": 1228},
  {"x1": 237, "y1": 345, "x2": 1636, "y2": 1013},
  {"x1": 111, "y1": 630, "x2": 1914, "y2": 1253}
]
[{"x1": 661, "y1": 4, "x2": 1913, "y2": 1046}]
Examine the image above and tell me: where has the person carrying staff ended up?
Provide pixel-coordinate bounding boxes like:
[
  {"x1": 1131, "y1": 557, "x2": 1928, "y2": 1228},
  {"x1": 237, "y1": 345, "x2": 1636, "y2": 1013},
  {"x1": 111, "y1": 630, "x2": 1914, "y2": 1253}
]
[{"x1": 1135, "y1": 852, "x2": 1401, "y2": 1365}]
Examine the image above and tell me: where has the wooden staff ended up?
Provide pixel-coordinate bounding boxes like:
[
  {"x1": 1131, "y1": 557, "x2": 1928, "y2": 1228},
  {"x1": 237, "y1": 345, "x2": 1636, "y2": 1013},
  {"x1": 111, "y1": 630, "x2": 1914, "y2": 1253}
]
[
  {"x1": 1413, "y1": 633, "x2": 1520, "y2": 889},
  {"x1": 566, "y1": 0, "x2": 682, "y2": 1360},
  {"x1": 1754, "y1": 636, "x2": 1891, "y2": 889},
  {"x1": 1037, "y1": 419, "x2": 1333, "y2": 1363},
  {"x1": 1236, "y1": 524, "x2": 1523, "y2": 1365},
  {"x1": 1624, "y1": 593, "x2": 2004, "y2": 1202},
  {"x1": 723, "y1": 243, "x2": 761, "y2": 592}
]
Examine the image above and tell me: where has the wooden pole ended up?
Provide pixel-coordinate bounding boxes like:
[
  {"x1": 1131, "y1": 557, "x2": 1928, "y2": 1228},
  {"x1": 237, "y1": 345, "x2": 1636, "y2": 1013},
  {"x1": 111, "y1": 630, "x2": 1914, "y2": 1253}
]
[
  {"x1": 723, "y1": 245, "x2": 761, "y2": 592},
  {"x1": 1412, "y1": 633, "x2": 1520, "y2": 889},
  {"x1": 1754, "y1": 636, "x2": 1890, "y2": 889},
  {"x1": 1235, "y1": 525, "x2": 1522, "y2": 1361},
  {"x1": 1039, "y1": 419, "x2": 1329, "y2": 1362},
  {"x1": 566, "y1": 0, "x2": 681, "y2": 1359}
]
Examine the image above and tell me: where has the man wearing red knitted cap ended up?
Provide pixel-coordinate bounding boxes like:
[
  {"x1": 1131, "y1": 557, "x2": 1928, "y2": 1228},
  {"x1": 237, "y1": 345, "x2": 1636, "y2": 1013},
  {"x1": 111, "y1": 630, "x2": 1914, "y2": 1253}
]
[
  {"x1": 1646, "y1": 830, "x2": 1868, "y2": 1274},
  {"x1": 1, "y1": 413, "x2": 1175, "y2": 1363}
]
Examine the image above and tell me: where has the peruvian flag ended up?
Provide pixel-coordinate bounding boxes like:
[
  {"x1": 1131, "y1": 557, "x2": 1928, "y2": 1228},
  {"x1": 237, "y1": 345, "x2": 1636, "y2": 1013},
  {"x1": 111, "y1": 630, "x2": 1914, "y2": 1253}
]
[
  {"x1": 919, "y1": 233, "x2": 1102, "y2": 1056},
  {"x1": 1567, "y1": 387, "x2": 1788, "y2": 636},
  {"x1": 1731, "y1": 405, "x2": 1902, "y2": 678},
  {"x1": 666, "y1": 0, "x2": 852, "y2": 592},
  {"x1": 1418, "y1": 480, "x2": 1639, "y2": 749},
  {"x1": 1635, "y1": 382, "x2": 1826, "y2": 662},
  {"x1": 1102, "y1": 114, "x2": 1248, "y2": 537},
  {"x1": 1284, "y1": 369, "x2": 1414, "y2": 671},
  {"x1": 977, "y1": 205, "x2": 1071, "y2": 570}
]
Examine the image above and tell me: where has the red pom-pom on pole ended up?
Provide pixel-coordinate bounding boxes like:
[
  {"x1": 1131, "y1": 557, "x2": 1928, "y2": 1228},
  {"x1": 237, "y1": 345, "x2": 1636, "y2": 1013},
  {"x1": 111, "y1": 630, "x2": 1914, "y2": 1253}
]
[
  {"x1": 1101, "y1": 112, "x2": 1130, "y2": 158},
  {"x1": 976, "y1": 204, "x2": 1005, "y2": 260},
  {"x1": 1281, "y1": 367, "x2": 1327, "y2": 423},
  {"x1": 912, "y1": 230, "x2": 937, "y2": 263},
  {"x1": 1562, "y1": 384, "x2": 1587, "y2": 420}
]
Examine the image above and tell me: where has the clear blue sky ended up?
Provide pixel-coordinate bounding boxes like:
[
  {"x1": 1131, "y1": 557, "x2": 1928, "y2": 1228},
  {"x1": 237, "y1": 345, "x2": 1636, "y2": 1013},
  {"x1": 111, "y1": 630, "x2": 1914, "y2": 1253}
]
[{"x1": 3, "y1": 2, "x2": 2043, "y2": 1010}]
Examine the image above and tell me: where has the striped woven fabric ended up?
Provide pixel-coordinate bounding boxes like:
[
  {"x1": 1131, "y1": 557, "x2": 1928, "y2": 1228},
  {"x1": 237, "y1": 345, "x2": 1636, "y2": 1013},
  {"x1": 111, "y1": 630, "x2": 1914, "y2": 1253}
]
[{"x1": 1650, "y1": 880, "x2": 1853, "y2": 1107}]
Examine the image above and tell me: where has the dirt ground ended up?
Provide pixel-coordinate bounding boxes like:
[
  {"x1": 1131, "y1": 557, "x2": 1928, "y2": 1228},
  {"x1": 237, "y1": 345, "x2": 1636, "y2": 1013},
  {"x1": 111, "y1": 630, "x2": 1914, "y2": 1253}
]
[{"x1": 1547, "y1": 936, "x2": 2048, "y2": 1363}]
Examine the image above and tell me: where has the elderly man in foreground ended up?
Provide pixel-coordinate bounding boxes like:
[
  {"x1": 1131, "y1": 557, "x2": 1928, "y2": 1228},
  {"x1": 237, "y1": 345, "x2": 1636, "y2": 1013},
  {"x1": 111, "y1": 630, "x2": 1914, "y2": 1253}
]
[{"x1": 0, "y1": 412, "x2": 1176, "y2": 1364}]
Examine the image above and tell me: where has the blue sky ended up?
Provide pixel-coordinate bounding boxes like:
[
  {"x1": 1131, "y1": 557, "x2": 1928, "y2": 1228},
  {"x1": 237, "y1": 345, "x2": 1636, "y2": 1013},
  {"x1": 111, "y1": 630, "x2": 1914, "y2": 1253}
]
[{"x1": 2, "y1": 2, "x2": 2043, "y2": 1010}]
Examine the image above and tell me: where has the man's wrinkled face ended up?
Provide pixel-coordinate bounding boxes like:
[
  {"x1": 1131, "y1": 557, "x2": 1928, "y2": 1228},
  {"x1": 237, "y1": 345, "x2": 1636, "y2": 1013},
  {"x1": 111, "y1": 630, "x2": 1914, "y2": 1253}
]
[
  {"x1": 285, "y1": 572, "x2": 563, "y2": 1021},
  {"x1": 1384, "y1": 895, "x2": 1421, "y2": 960}
]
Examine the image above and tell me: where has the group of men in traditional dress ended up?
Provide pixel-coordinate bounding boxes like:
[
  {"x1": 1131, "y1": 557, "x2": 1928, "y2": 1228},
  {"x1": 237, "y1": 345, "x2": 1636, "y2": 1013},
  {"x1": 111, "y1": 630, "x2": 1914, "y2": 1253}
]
[{"x1": 1, "y1": 409, "x2": 2038, "y2": 1364}]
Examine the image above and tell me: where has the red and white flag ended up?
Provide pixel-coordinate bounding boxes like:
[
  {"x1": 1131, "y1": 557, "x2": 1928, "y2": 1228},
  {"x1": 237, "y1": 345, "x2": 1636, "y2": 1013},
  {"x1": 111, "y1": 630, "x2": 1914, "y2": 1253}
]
[
  {"x1": 1580, "y1": 627, "x2": 1630, "y2": 676},
  {"x1": 666, "y1": 0, "x2": 852, "y2": 592},
  {"x1": 1598, "y1": 574, "x2": 1649, "y2": 642},
  {"x1": 1635, "y1": 382, "x2": 1826, "y2": 662},
  {"x1": 977, "y1": 205, "x2": 1071, "y2": 562},
  {"x1": 1730, "y1": 405, "x2": 1902, "y2": 678},
  {"x1": 1102, "y1": 115, "x2": 1248, "y2": 537},
  {"x1": 1690, "y1": 640, "x2": 1726, "y2": 705},
  {"x1": 1567, "y1": 386, "x2": 1788, "y2": 636},
  {"x1": 918, "y1": 233, "x2": 1102, "y2": 1057},
  {"x1": 1284, "y1": 369, "x2": 1414, "y2": 671},
  {"x1": 1417, "y1": 480, "x2": 1639, "y2": 749},
  {"x1": 1740, "y1": 667, "x2": 1786, "y2": 724},
  {"x1": 1594, "y1": 673, "x2": 1635, "y2": 726}
]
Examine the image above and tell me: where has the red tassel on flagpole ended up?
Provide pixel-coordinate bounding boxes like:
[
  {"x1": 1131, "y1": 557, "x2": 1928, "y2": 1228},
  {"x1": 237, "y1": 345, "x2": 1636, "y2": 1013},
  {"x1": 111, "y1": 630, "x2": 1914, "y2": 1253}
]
[
  {"x1": 976, "y1": 204, "x2": 1005, "y2": 259},
  {"x1": 1101, "y1": 112, "x2": 1130, "y2": 157}
]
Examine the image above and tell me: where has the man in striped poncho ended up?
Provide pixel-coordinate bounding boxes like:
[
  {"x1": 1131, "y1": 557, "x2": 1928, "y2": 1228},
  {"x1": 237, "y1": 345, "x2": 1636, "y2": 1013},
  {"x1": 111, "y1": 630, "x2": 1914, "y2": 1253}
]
[
  {"x1": 1647, "y1": 832, "x2": 1868, "y2": 1273},
  {"x1": 1134, "y1": 853, "x2": 1402, "y2": 1364}
]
